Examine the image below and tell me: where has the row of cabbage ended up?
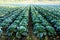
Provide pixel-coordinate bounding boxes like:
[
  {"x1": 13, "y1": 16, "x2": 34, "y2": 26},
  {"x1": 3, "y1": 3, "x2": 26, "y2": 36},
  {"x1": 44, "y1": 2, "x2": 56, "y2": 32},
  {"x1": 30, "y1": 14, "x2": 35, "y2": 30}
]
[
  {"x1": 39, "y1": 5, "x2": 60, "y2": 18},
  {"x1": 0, "y1": 7, "x2": 24, "y2": 23},
  {"x1": 31, "y1": 6, "x2": 56, "y2": 40},
  {"x1": 0, "y1": 7, "x2": 19, "y2": 17},
  {"x1": 35, "y1": 5, "x2": 60, "y2": 36},
  {"x1": 0, "y1": 6, "x2": 29, "y2": 39}
]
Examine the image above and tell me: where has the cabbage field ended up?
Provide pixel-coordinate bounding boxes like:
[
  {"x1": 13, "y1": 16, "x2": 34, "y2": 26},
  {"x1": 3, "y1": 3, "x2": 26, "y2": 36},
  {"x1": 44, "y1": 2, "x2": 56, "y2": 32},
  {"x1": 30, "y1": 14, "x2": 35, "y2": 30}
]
[{"x1": 0, "y1": 5, "x2": 60, "y2": 40}]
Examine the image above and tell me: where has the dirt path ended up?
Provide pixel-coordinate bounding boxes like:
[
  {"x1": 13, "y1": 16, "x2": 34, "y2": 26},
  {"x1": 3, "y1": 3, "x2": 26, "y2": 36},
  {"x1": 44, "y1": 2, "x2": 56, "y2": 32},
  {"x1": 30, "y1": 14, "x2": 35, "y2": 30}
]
[{"x1": 27, "y1": 6, "x2": 38, "y2": 40}]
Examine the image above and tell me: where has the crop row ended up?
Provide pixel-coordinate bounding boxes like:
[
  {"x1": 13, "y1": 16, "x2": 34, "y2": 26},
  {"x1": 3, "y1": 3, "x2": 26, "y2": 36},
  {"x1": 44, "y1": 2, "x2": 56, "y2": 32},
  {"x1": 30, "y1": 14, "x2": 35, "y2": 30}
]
[
  {"x1": 0, "y1": 6, "x2": 60, "y2": 40},
  {"x1": 0, "y1": 6, "x2": 29, "y2": 40}
]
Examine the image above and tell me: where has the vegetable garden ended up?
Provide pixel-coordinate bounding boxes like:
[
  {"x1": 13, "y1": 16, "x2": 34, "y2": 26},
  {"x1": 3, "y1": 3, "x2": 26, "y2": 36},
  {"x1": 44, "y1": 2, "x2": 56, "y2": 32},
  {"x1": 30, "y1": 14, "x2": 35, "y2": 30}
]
[{"x1": 0, "y1": 5, "x2": 60, "y2": 40}]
